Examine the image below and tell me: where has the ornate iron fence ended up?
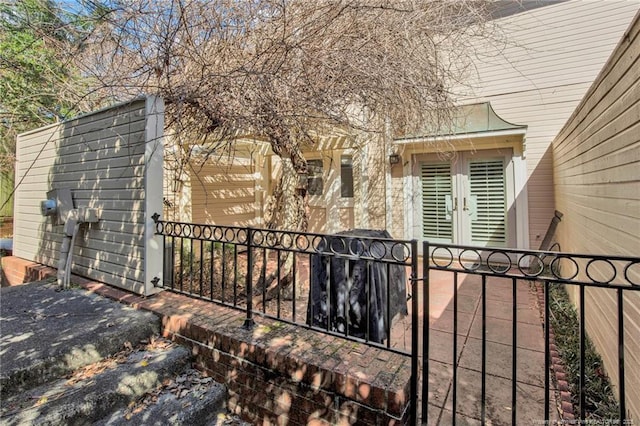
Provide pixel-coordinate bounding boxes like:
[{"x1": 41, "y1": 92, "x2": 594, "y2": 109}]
[
  {"x1": 153, "y1": 216, "x2": 417, "y2": 354},
  {"x1": 152, "y1": 215, "x2": 640, "y2": 425}
]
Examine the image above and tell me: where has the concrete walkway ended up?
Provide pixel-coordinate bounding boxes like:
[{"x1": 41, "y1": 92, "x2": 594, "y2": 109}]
[
  {"x1": 390, "y1": 268, "x2": 557, "y2": 425},
  {"x1": 0, "y1": 281, "x2": 241, "y2": 426}
]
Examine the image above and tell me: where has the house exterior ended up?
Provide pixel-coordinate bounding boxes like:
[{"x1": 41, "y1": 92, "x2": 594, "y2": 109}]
[
  {"x1": 174, "y1": 0, "x2": 638, "y2": 254},
  {"x1": 11, "y1": 97, "x2": 164, "y2": 295},
  {"x1": 389, "y1": 0, "x2": 638, "y2": 251},
  {"x1": 552, "y1": 10, "x2": 640, "y2": 420}
]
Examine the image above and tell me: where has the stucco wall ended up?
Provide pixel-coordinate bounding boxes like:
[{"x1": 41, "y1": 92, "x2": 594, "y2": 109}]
[
  {"x1": 13, "y1": 97, "x2": 164, "y2": 295},
  {"x1": 552, "y1": 12, "x2": 640, "y2": 420}
]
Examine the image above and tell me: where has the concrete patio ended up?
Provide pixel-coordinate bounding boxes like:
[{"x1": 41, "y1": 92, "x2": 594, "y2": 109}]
[{"x1": 389, "y1": 268, "x2": 558, "y2": 425}]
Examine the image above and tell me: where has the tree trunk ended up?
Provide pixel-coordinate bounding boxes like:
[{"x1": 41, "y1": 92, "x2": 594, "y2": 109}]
[{"x1": 253, "y1": 157, "x2": 308, "y2": 307}]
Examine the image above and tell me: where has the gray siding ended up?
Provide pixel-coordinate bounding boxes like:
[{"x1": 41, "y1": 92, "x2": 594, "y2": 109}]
[
  {"x1": 13, "y1": 97, "x2": 164, "y2": 294},
  {"x1": 552, "y1": 12, "x2": 640, "y2": 420}
]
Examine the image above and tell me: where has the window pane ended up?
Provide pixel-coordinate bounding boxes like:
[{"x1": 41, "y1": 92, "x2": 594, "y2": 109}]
[
  {"x1": 341, "y1": 155, "x2": 354, "y2": 198},
  {"x1": 307, "y1": 159, "x2": 323, "y2": 195}
]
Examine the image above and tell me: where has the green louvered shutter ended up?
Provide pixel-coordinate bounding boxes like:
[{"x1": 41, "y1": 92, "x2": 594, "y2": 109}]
[
  {"x1": 469, "y1": 159, "x2": 506, "y2": 245},
  {"x1": 421, "y1": 163, "x2": 453, "y2": 242}
]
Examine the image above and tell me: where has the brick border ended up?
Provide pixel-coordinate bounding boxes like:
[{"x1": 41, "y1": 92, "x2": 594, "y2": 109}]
[
  {"x1": 533, "y1": 282, "x2": 575, "y2": 422},
  {"x1": 1, "y1": 255, "x2": 56, "y2": 287}
]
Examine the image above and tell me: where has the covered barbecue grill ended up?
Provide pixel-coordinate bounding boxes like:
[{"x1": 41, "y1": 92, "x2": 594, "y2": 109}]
[{"x1": 306, "y1": 229, "x2": 408, "y2": 344}]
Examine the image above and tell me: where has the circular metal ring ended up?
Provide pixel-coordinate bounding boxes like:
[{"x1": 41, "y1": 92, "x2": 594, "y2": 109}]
[
  {"x1": 252, "y1": 229, "x2": 265, "y2": 246},
  {"x1": 296, "y1": 235, "x2": 310, "y2": 251},
  {"x1": 330, "y1": 237, "x2": 347, "y2": 255},
  {"x1": 487, "y1": 251, "x2": 512, "y2": 274},
  {"x1": 347, "y1": 238, "x2": 366, "y2": 257},
  {"x1": 265, "y1": 231, "x2": 278, "y2": 248},
  {"x1": 174, "y1": 223, "x2": 183, "y2": 237},
  {"x1": 585, "y1": 258, "x2": 616, "y2": 284},
  {"x1": 213, "y1": 226, "x2": 224, "y2": 240},
  {"x1": 460, "y1": 249, "x2": 482, "y2": 272},
  {"x1": 369, "y1": 240, "x2": 388, "y2": 260},
  {"x1": 391, "y1": 243, "x2": 410, "y2": 262},
  {"x1": 164, "y1": 222, "x2": 173, "y2": 235},
  {"x1": 202, "y1": 225, "x2": 212, "y2": 240},
  {"x1": 280, "y1": 232, "x2": 294, "y2": 249},
  {"x1": 224, "y1": 228, "x2": 235, "y2": 243},
  {"x1": 312, "y1": 235, "x2": 328, "y2": 253},
  {"x1": 518, "y1": 254, "x2": 545, "y2": 277},
  {"x1": 236, "y1": 228, "x2": 247, "y2": 244},
  {"x1": 192, "y1": 225, "x2": 202, "y2": 239},
  {"x1": 624, "y1": 261, "x2": 640, "y2": 286},
  {"x1": 431, "y1": 246, "x2": 454, "y2": 268},
  {"x1": 550, "y1": 256, "x2": 579, "y2": 281}
]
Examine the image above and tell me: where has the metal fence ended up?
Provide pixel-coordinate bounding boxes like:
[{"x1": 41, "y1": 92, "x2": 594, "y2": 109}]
[
  {"x1": 420, "y1": 242, "x2": 640, "y2": 425},
  {"x1": 153, "y1": 217, "x2": 416, "y2": 354},
  {"x1": 152, "y1": 215, "x2": 640, "y2": 425}
]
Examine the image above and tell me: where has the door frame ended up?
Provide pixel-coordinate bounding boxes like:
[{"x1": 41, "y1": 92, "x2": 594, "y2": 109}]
[{"x1": 408, "y1": 148, "x2": 523, "y2": 251}]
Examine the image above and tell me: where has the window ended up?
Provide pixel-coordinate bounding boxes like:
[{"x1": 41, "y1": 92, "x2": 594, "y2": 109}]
[
  {"x1": 307, "y1": 159, "x2": 323, "y2": 195},
  {"x1": 341, "y1": 155, "x2": 354, "y2": 198}
]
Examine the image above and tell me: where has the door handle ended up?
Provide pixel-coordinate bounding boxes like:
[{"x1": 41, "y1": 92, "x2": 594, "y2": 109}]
[
  {"x1": 453, "y1": 197, "x2": 458, "y2": 211},
  {"x1": 463, "y1": 197, "x2": 468, "y2": 211}
]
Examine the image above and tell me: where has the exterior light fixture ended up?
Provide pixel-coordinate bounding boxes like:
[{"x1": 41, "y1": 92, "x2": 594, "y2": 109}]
[{"x1": 389, "y1": 154, "x2": 400, "y2": 165}]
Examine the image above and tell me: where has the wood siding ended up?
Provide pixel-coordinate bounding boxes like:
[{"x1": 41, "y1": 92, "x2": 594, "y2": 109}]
[
  {"x1": 456, "y1": 0, "x2": 638, "y2": 248},
  {"x1": 552, "y1": 12, "x2": 640, "y2": 420},
  {"x1": 13, "y1": 98, "x2": 164, "y2": 294}
]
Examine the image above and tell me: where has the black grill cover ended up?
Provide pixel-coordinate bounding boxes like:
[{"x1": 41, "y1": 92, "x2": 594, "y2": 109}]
[{"x1": 306, "y1": 229, "x2": 408, "y2": 343}]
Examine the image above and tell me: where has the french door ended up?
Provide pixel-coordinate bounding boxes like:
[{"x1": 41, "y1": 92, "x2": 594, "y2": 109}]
[{"x1": 418, "y1": 150, "x2": 514, "y2": 248}]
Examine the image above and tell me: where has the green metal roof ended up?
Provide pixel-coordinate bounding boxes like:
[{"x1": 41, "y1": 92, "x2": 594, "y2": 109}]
[{"x1": 396, "y1": 102, "x2": 527, "y2": 142}]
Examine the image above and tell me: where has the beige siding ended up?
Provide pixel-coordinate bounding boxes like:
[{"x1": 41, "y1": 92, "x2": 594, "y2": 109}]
[
  {"x1": 552, "y1": 13, "x2": 640, "y2": 420},
  {"x1": 338, "y1": 208, "x2": 354, "y2": 231},
  {"x1": 13, "y1": 98, "x2": 164, "y2": 294},
  {"x1": 363, "y1": 133, "x2": 387, "y2": 230},
  {"x1": 190, "y1": 153, "x2": 260, "y2": 227},
  {"x1": 163, "y1": 146, "x2": 192, "y2": 222},
  {"x1": 455, "y1": 0, "x2": 638, "y2": 248},
  {"x1": 265, "y1": 147, "x2": 356, "y2": 234}
]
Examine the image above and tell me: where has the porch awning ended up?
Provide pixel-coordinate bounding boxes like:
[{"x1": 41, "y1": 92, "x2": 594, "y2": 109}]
[{"x1": 395, "y1": 102, "x2": 527, "y2": 144}]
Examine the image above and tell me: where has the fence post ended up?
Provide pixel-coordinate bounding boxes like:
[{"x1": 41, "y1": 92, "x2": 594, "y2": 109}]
[
  {"x1": 243, "y1": 227, "x2": 255, "y2": 329},
  {"x1": 422, "y1": 240, "x2": 430, "y2": 424},
  {"x1": 410, "y1": 239, "x2": 419, "y2": 425}
]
